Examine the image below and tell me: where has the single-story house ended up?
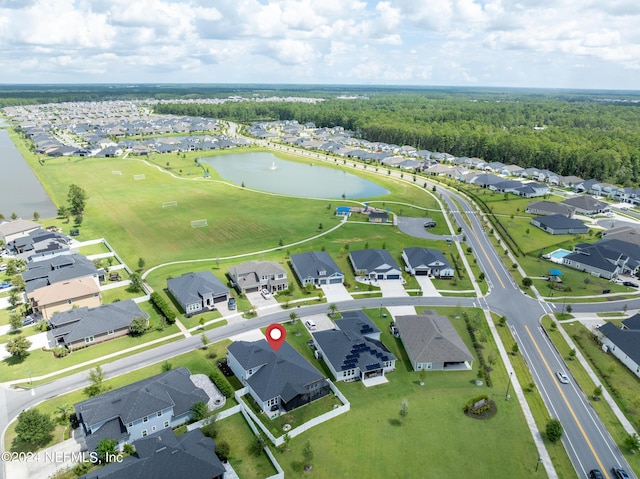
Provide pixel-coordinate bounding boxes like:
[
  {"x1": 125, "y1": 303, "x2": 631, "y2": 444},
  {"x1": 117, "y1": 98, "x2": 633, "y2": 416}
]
[
  {"x1": 167, "y1": 271, "x2": 229, "y2": 315},
  {"x1": 562, "y1": 239, "x2": 639, "y2": 278},
  {"x1": 514, "y1": 183, "x2": 550, "y2": 198},
  {"x1": 525, "y1": 201, "x2": 574, "y2": 218},
  {"x1": 402, "y1": 247, "x2": 454, "y2": 278},
  {"x1": 227, "y1": 340, "x2": 330, "y2": 419},
  {"x1": 395, "y1": 312, "x2": 474, "y2": 371},
  {"x1": 79, "y1": 429, "x2": 226, "y2": 479},
  {"x1": 28, "y1": 277, "x2": 102, "y2": 320},
  {"x1": 349, "y1": 249, "x2": 402, "y2": 280},
  {"x1": 368, "y1": 211, "x2": 389, "y2": 223},
  {"x1": 561, "y1": 196, "x2": 610, "y2": 215},
  {"x1": 47, "y1": 300, "x2": 149, "y2": 350},
  {"x1": 290, "y1": 251, "x2": 344, "y2": 286},
  {"x1": 74, "y1": 367, "x2": 216, "y2": 451},
  {"x1": 597, "y1": 314, "x2": 640, "y2": 378},
  {"x1": 0, "y1": 218, "x2": 41, "y2": 243},
  {"x1": 227, "y1": 260, "x2": 288, "y2": 294},
  {"x1": 531, "y1": 214, "x2": 589, "y2": 235},
  {"x1": 312, "y1": 310, "x2": 396, "y2": 384}
]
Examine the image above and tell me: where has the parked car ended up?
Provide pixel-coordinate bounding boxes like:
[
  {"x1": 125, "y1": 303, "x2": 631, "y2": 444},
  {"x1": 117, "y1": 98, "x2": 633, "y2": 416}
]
[
  {"x1": 389, "y1": 322, "x2": 400, "y2": 338},
  {"x1": 261, "y1": 288, "x2": 272, "y2": 299},
  {"x1": 0, "y1": 281, "x2": 12, "y2": 289},
  {"x1": 21, "y1": 316, "x2": 35, "y2": 326},
  {"x1": 69, "y1": 228, "x2": 80, "y2": 236},
  {"x1": 611, "y1": 466, "x2": 630, "y2": 479},
  {"x1": 588, "y1": 470, "x2": 604, "y2": 479},
  {"x1": 228, "y1": 297, "x2": 236, "y2": 310},
  {"x1": 556, "y1": 371, "x2": 570, "y2": 384},
  {"x1": 424, "y1": 220, "x2": 437, "y2": 228},
  {"x1": 622, "y1": 281, "x2": 638, "y2": 288},
  {"x1": 304, "y1": 319, "x2": 317, "y2": 331}
]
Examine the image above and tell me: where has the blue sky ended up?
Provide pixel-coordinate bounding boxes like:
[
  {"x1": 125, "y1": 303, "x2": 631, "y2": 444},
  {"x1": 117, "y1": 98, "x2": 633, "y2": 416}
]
[{"x1": 0, "y1": 0, "x2": 639, "y2": 89}]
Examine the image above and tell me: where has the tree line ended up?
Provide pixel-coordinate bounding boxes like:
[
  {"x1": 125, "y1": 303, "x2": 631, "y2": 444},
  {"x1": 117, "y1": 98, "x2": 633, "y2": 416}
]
[{"x1": 155, "y1": 93, "x2": 640, "y2": 185}]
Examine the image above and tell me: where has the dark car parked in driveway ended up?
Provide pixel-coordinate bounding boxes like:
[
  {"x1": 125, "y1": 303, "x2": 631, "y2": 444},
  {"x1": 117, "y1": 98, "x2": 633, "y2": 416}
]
[
  {"x1": 622, "y1": 281, "x2": 638, "y2": 288},
  {"x1": 22, "y1": 316, "x2": 36, "y2": 326}
]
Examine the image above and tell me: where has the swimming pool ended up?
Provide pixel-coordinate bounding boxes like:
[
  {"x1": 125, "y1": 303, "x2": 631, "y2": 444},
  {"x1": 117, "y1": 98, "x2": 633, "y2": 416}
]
[{"x1": 548, "y1": 249, "x2": 571, "y2": 263}]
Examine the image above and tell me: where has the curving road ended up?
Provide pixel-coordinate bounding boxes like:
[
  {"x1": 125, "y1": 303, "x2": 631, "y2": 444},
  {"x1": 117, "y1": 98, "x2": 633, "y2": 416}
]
[{"x1": 2, "y1": 130, "x2": 639, "y2": 479}]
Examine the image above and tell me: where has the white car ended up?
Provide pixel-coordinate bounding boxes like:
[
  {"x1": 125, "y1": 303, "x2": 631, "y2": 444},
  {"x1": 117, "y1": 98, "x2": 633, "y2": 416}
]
[
  {"x1": 556, "y1": 371, "x2": 570, "y2": 384},
  {"x1": 304, "y1": 319, "x2": 317, "y2": 331},
  {"x1": 260, "y1": 288, "x2": 272, "y2": 299}
]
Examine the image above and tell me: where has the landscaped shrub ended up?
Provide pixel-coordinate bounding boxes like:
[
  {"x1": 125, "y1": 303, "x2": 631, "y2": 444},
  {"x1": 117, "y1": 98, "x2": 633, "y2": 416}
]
[
  {"x1": 150, "y1": 292, "x2": 176, "y2": 324},
  {"x1": 464, "y1": 394, "x2": 489, "y2": 414},
  {"x1": 208, "y1": 370, "x2": 234, "y2": 398}
]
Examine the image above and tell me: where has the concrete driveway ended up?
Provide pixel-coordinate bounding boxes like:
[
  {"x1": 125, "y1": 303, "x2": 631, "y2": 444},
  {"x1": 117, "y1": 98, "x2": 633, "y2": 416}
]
[
  {"x1": 5, "y1": 437, "x2": 83, "y2": 479},
  {"x1": 246, "y1": 291, "x2": 281, "y2": 313},
  {"x1": 0, "y1": 331, "x2": 50, "y2": 360},
  {"x1": 320, "y1": 284, "x2": 352, "y2": 303},
  {"x1": 301, "y1": 313, "x2": 334, "y2": 332},
  {"x1": 416, "y1": 276, "x2": 442, "y2": 297},
  {"x1": 378, "y1": 280, "x2": 409, "y2": 297}
]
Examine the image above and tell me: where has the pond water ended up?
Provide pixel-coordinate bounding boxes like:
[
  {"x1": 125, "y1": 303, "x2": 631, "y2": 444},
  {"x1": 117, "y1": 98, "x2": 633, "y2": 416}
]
[
  {"x1": 0, "y1": 129, "x2": 58, "y2": 219},
  {"x1": 201, "y1": 152, "x2": 389, "y2": 199}
]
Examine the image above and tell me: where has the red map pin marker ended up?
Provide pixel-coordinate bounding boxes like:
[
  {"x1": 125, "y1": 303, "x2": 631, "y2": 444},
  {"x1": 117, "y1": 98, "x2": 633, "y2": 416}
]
[{"x1": 266, "y1": 324, "x2": 286, "y2": 352}]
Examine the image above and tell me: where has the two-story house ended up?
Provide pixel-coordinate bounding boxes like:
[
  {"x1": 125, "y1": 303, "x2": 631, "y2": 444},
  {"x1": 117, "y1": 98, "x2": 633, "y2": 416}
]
[{"x1": 227, "y1": 260, "x2": 288, "y2": 294}]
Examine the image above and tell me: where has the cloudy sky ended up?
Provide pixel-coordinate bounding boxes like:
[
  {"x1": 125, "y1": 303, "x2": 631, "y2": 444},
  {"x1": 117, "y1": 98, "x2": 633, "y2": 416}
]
[{"x1": 0, "y1": 0, "x2": 639, "y2": 90}]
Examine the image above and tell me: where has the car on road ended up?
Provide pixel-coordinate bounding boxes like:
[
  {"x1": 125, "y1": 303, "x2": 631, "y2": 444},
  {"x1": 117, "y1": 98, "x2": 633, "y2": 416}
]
[
  {"x1": 0, "y1": 281, "x2": 12, "y2": 289},
  {"x1": 588, "y1": 470, "x2": 604, "y2": 479},
  {"x1": 261, "y1": 288, "x2": 272, "y2": 299},
  {"x1": 622, "y1": 281, "x2": 638, "y2": 288},
  {"x1": 556, "y1": 371, "x2": 570, "y2": 384},
  {"x1": 304, "y1": 319, "x2": 317, "y2": 331},
  {"x1": 611, "y1": 466, "x2": 630, "y2": 479}
]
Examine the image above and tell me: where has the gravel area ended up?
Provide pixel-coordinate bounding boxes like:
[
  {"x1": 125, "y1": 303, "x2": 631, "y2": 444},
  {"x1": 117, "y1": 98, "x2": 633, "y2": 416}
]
[{"x1": 191, "y1": 373, "x2": 226, "y2": 410}]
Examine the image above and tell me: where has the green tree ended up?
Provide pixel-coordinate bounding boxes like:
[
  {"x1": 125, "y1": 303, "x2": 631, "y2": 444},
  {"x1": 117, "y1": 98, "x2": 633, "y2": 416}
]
[
  {"x1": 161, "y1": 360, "x2": 173, "y2": 372},
  {"x1": 10, "y1": 212, "x2": 18, "y2": 220},
  {"x1": 137, "y1": 257, "x2": 145, "y2": 271},
  {"x1": 96, "y1": 438, "x2": 118, "y2": 463},
  {"x1": 302, "y1": 441, "x2": 314, "y2": 471},
  {"x1": 56, "y1": 404, "x2": 72, "y2": 425},
  {"x1": 568, "y1": 348, "x2": 576, "y2": 361},
  {"x1": 215, "y1": 441, "x2": 230, "y2": 462},
  {"x1": 499, "y1": 316, "x2": 507, "y2": 327},
  {"x1": 6, "y1": 335, "x2": 31, "y2": 359},
  {"x1": 511, "y1": 343, "x2": 519, "y2": 356},
  {"x1": 566, "y1": 304, "x2": 573, "y2": 314},
  {"x1": 289, "y1": 311, "x2": 299, "y2": 324},
  {"x1": 251, "y1": 434, "x2": 267, "y2": 457},
  {"x1": 128, "y1": 316, "x2": 148, "y2": 336},
  {"x1": 593, "y1": 385, "x2": 603, "y2": 400},
  {"x1": 9, "y1": 313, "x2": 22, "y2": 331},
  {"x1": 74, "y1": 214, "x2": 83, "y2": 226},
  {"x1": 201, "y1": 332, "x2": 210, "y2": 349},
  {"x1": 546, "y1": 419, "x2": 563, "y2": 443},
  {"x1": 33, "y1": 211, "x2": 40, "y2": 221},
  {"x1": 84, "y1": 365, "x2": 107, "y2": 397},
  {"x1": 127, "y1": 272, "x2": 143, "y2": 293},
  {"x1": 328, "y1": 303, "x2": 338, "y2": 316},
  {"x1": 15, "y1": 408, "x2": 55, "y2": 448},
  {"x1": 624, "y1": 433, "x2": 640, "y2": 452},
  {"x1": 399, "y1": 398, "x2": 409, "y2": 425},
  {"x1": 8, "y1": 290, "x2": 20, "y2": 309},
  {"x1": 67, "y1": 184, "x2": 88, "y2": 215},
  {"x1": 190, "y1": 401, "x2": 210, "y2": 422},
  {"x1": 522, "y1": 277, "x2": 533, "y2": 288}
]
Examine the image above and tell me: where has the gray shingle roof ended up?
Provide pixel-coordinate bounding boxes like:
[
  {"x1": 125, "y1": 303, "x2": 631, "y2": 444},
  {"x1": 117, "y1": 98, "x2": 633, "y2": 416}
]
[
  {"x1": 290, "y1": 251, "x2": 343, "y2": 281},
  {"x1": 313, "y1": 311, "x2": 395, "y2": 372},
  {"x1": 74, "y1": 367, "x2": 208, "y2": 433},
  {"x1": 227, "y1": 340, "x2": 327, "y2": 403},
  {"x1": 533, "y1": 214, "x2": 587, "y2": 230},
  {"x1": 80, "y1": 429, "x2": 225, "y2": 479},
  {"x1": 48, "y1": 300, "x2": 148, "y2": 346},
  {"x1": 623, "y1": 313, "x2": 640, "y2": 331},
  {"x1": 23, "y1": 254, "x2": 99, "y2": 293},
  {"x1": 349, "y1": 249, "x2": 400, "y2": 275},
  {"x1": 167, "y1": 271, "x2": 229, "y2": 306},
  {"x1": 526, "y1": 201, "x2": 574, "y2": 217},
  {"x1": 600, "y1": 322, "x2": 640, "y2": 366},
  {"x1": 403, "y1": 247, "x2": 452, "y2": 270},
  {"x1": 395, "y1": 313, "x2": 473, "y2": 365},
  {"x1": 562, "y1": 195, "x2": 608, "y2": 211}
]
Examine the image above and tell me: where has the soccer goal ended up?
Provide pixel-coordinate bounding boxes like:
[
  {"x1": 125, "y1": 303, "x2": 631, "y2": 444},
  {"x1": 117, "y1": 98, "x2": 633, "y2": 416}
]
[
  {"x1": 112, "y1": 170, "x2": 122, "y2": 175},
  {"x1": 191, "y1": 219, "x2": 208, "y2": 228},
  {"x1": 133, "y1": 174, "x2": 146, "y2": 180},
  {"x1": 162, "y1": 201, "x2": 178, "y2": 208}
]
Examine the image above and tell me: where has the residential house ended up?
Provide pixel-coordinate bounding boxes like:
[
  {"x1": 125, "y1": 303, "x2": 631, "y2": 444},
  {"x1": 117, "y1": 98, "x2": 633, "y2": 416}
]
[
  {"x1": 47, "y1": 300, "x2": 148, "y2": 350},
  {"x1": 503, "y1": 164, "x2": 525, "y2": 177},
  {"x1": 525, "y1": 201, "x2": 574, "y2": 218},
  {"x1": 22, "y1": 254, "x2": 102, "y2": 293},
  {"x1": 402, "y1": 247, "x2": 454, "y2": 278},
  {"x1": 227, "y1": 340, "x2": 330, "y2": 419},
  {"x1": 312, "y1": 310, "x2": 396, "y2": 384},
  {"x1": 531, "y1": 214, "x2": 589, "y2": 235},
  {"x1": 290, "y1": 251, "x2": 344, "y2": 286},
  {"x1": 470, "y1": 173, "x2": 503, "y2": 188},
  {"x1": 514, "y1": 183, "x2": 550, "y2": 198},
  {"x1": 0, "y1": 219, "x2": 41, "y2": 243},
  {"x1": 368, "y1": 211, "x2": 389, "y2": 223},
  {"x1": 227, "y1": 260, "x2": 288, "y2": 294},
  {"x1": 79, "y1": 429, "x2": 225, "y2": 479},
  {"x1": 74, "y1": 367, "x2": 217, "y2": 451},
  {"x1": 562, "y1": 242, "x2": 628, "y2": 279},
  {"x1": 597, "y1": 314, "x2": 640, "y2": 378},
  {"x1": 395, "y1": 312, "x2": 474, "y2": 371},
  {"x1": 167, "y1": 271, "x2": 229, "y2": 315},
  {"x1": 349, "y1": 249, "x2": 402, "y2": 280},
  {"x1": 562, "y1": 196, "x2": 610, "y2": 215},
  {"x1": 602, "y1": 225, "x2": 640, "y2": 243},
  {"x1": 574, "y1": 179, "x2": 599, "y2": 194},
  {"x1": 7, "y1": 228, "x2": 71, "y2": 262},
  {"x1": 560, "y1": 175, "x2": 584, "y2": 189},
  {"x1": 612, "y1": 187, "x2": 640, "y2": 205},
  {"x1": 28, "y1": 277, "x2": 101, "y2": 320},
  {"x1": 489, "y1": 180, "x2": 523, "y2": 193}
]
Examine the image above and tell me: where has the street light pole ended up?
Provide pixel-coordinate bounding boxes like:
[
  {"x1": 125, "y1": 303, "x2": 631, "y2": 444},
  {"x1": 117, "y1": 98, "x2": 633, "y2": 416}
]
[
  {"x1": 505, "y1": 371, "x2": 513, "y2": 400},
  {"x1": 535, "y1": 457, "x2": 542, "y2": 472}
]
